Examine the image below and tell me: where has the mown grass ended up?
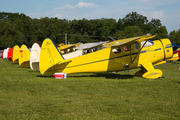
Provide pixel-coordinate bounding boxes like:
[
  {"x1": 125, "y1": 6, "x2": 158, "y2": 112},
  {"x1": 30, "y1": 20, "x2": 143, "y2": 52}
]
[{"x1": 0, "y1": 58, "x2": 180, "y2": 119}]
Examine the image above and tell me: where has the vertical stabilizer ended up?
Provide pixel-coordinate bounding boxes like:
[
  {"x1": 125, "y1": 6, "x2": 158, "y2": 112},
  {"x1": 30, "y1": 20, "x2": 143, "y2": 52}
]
[
  {"x1": 30, "y1": 42, "x2": 41, "y2": 71},
  {"x1": 19, "y1": 45, "x2": 30, "y2": 67},
  {"x1": 39, "y1": 38, "x2": 65, "y2": 76},
  {"x1": 13, "y1": 45, "x2": 20, "y2": 63}
]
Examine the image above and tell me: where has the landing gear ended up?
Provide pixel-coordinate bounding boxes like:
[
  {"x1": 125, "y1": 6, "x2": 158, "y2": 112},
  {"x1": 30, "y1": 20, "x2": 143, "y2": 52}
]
[
  {"x1": 135, "y1": 60, "x2": 163, "y2": 79},
  {"x1": 124, "y1": 64, "x2": 129, "y2": 72}
]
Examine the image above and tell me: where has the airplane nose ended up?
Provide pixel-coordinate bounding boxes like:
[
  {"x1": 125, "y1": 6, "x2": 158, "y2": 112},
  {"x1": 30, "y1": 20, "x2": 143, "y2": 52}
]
[{"x1": 160, "y1": 38, "x2": 173, "y2": 60}]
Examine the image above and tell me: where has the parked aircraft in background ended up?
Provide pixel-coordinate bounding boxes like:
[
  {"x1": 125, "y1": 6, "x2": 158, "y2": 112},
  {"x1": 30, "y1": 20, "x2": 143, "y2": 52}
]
[
  {"x1": 2, "y1": 49, "x2": 7, "y2": 59},
  {"x1": 7, "y1": 47, "x2": 13, "y2": 61},
  {"x1": 63, "y1": 41, "x2": 108, "y2": 59},
  {"x1": 30, "y1": 43, "x2": 41, "y2": 71},
  {"x1": 19, "y1": 45, "x2": 30, "y2": 67},
  {"x1": 168, "y1": 44, "x2": 180, "y2": 61},
  {"x1": 57, "y1": 42, "x2": 83, "y2": 55},
  {"x1": 4, "y1": 48, "x2": 9, "y2": 59},
  {"x1": 12, "y1": 45, "x2": 20, "y2": 63}
]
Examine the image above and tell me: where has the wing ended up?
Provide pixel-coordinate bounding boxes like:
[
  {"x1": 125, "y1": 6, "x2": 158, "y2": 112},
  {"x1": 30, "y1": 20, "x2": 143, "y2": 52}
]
[
  {"x1": 58, "y1": 43, "x2": 83, "y2": 54},
  {"x1": 75, "y1": 42, "x2": 106, "y2": 51},
  {"x1": 104, "y1": 34, "x2": 156, "y2": 48},
  {"x1": 58, "y1": 43, "x2": 82, "y2": 50},
  {"x1": 107, "y1": 34, "x2": 156, "y2": 64}
]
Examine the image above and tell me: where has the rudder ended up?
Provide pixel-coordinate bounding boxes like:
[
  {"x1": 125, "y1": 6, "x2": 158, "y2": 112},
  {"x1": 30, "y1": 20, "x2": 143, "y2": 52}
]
[{"x1": 39, "y1": 38, "x2": 65, "y2": 76}]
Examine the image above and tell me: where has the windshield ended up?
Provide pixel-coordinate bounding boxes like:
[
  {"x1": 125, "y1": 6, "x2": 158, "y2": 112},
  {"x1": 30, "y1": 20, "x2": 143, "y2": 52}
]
[{"x1": 140, "y1": 40, "x2": 154, "y2": 47}]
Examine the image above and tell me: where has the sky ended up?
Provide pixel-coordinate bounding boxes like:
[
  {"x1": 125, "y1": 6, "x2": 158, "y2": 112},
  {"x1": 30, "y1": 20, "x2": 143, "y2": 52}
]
[{"x1": 0, "y1": 0, "x2": 180, "y2": 33}]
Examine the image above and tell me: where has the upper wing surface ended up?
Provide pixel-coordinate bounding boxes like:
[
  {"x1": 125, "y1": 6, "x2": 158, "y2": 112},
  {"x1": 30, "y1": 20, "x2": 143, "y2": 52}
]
[{"x1": 104, "y1": 34, "x2": 156, "y2": 48}]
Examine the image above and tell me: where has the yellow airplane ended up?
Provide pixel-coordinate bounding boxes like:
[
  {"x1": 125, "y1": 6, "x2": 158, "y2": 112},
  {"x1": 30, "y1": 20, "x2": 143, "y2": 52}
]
[
  {"x1": 39, "y1": 34, "x2": 173, "y2": 79},
  {"x1": 19, "y1": 44, "x2": 30, "y2": 67},
  {"x1": 12, "y1": 45, "x2": 20, "y2": 63}
]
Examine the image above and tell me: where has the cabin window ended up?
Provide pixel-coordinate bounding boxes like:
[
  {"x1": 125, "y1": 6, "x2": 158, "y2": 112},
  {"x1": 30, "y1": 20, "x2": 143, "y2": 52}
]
[
  {"x1": 140, "y1": 40, "x2": 154, "y2": 47},
  {"x1": 124, "y1": 46, "x2": 130, "y2": 52},
  {"x1": 124, "y1": 45, "x2": 134, "y2": 52},
  {"x1": 112, "y1": 47, "x2": 121, "y2": 53},
  {"x1": 83, "y1": 50, "x2": 87, "y2": 54},
  {"x1": 92, "y1": 48, "x2": 96, "y2": 52},
  {"x1": 134, "y1": 43, "x2": 140, "y2": 49},
  {"x1": 61, "y1": 50, "x2": 65, "y2": 54}
]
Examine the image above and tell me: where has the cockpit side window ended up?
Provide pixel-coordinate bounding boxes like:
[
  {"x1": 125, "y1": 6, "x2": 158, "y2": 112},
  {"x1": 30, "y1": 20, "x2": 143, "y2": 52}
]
[
  {"x1": 124, "y1": 45, "x2": 134, "y2": 52},
  {"x1": 140, "y1": 40, "x2": 154, "y2": 47},
  {"x1": 124, "y1": 46, "x2": 130, "y2": 52},
  {"x1": 134, "y1": 43, "x2": 140, "y2": 49}
]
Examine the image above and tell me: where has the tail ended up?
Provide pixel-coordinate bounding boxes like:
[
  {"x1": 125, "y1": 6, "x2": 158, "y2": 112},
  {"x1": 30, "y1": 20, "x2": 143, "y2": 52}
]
[
  {"x1": 39, "y1": 38, "x2": 65, "y2": 76},
  {"x1": 13, "y1": 45, "x2": 20, "y2": 63},
  {"x1": 19, "y1": 44, "x2": 30, "y2": 67},
  {"x1": 30, "y1": 42, "x2": 41, "y2": 71}
]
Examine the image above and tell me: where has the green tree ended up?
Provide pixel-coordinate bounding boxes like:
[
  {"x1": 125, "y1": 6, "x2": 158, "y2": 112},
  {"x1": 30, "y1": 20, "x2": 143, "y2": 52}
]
[
  {"x1": 113, "y1": 30, "x2": 124, "y2": 40},
  {"x1": 0, "y1": 20, "x2": 26, "y2": 48},
  {"x1": 123, "y1": 26, "x2": 143, "y2": 38},
  {"x1": 116, "y1": 18, "x2": 124, "y2": 31},
  {"x1": 169, "y1": 29, "x2": 180, "y2": 45},
  {"x1": 150, "y1": 26, "x2": 168, "y2": 40},
  {"x1": 150, "y1": 18, "x2": 162, "y2": 29},
  {"x1": 122, "y1": 12, "x2": 148, "y2": 34},
  {"x1": 0, "y1": 11, "x2": 179, "y2": 49}
]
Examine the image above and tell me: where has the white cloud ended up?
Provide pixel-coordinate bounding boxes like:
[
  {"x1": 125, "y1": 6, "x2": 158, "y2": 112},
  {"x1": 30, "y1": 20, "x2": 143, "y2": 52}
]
[
  {"x1": 58, "y1": 4, "x2": 75, "y2": 9},
  {"x1": 150, "y1": 10, "x2": 164, "y2": 19},
  {"x1": 139, "y1": 10, "x2": 164, "y2": 20},
  {"x1": 56, "y1": 2, "x2": 99, "y2": 10},
  {"x1": 75, "y1": 2, "x2": 98, "y2": 8}
]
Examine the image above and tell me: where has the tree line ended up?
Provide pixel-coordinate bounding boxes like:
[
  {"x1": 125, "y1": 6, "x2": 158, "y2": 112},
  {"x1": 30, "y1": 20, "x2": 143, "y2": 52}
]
[{"x1": 0, "y1": 11, "x2": 180, "y2": 49}]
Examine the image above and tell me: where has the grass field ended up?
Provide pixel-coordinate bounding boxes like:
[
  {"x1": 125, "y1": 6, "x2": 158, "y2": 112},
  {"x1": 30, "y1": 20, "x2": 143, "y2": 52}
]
[{"x1": 0, "y1": 58, "x2": 180, "y2": 119}]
